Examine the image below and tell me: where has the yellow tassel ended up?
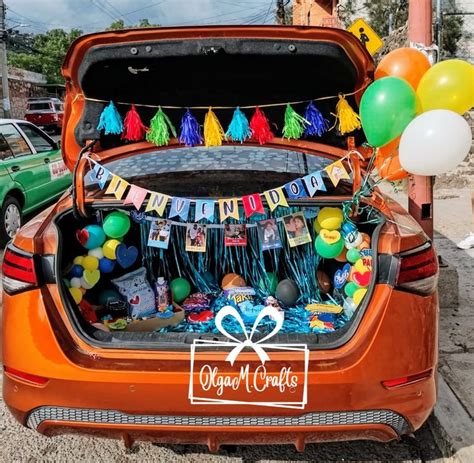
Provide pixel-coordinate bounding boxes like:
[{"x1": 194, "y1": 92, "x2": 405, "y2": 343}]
[
  {"x1": 335, "y1": 94, "x2": 361, "y2": 135},
  {"x1": 204, "y1": 107, "x2": 225, "y2": 147}
]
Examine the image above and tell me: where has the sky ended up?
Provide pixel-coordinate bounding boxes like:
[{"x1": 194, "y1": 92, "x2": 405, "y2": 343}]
[{"x1": 7, "y1": 0, "x2": 277, "y2": 34}]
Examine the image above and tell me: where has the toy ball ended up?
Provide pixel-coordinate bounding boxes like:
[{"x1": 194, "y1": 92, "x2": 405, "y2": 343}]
[
  {"x1": 343, "y1": 297, "x2": 357, "y2": 318},
  {"x1": 353, "y1": 288, "x2": 368, "y2": 306},
  {"x1": 88, "y1": 247, "x2": 104, "y2": 260},
  {"x1": 70, "y1": 277, "x2": 82, "y2": 288},
  {"x1": 317, "y1": 207, "x2": 343, "y2": 230},
  {"x1": 313, "y1": 219, "x2": 322, "y2": 234},
  {"x1": 170, "y1": 278, "x2": 191, "y2": 303},
  {"x1": 76, "y1": 224, "x2": 106, "y2": 250},
  {"x1": 344, "y1": 281, "x2": 360, "y2": 298},
  {"x1": 103, "y1": 211, "x2": 131, "y2": 239},
  {"x1": 222, "y1": 273, "x2": 246, "y2": 290},
  {"x1": 98, "y1": 288, "x2": 123, "y2": 306},
  {"x1": 315, "y1": 232, "x2": 345, "y2": 259},
  {"x1": 70, "y1": 264, "x2": 84, "y2": 278},
  {"x1": 275, "y1": 279, "x2": 300, "y2": 306},
  {"x1": 258, "y1": 272, "x2": 278, "y2": 295},
  {"x1": 69, "y1": 287, "x2": 83, "y2": 304},
  {"x1": 346, "y1": 248, "x2": 361, "y2": 264},
  {"x1": 73, "y1": 256, "x2": 84, "y2": 266},
  {"x1": 82, "y1": 255, "x2": 99, "y2": 271},
  {"x1": 99, "y1": 257, "x2": 116, "y2": 274},
  {"x1": 317, "y1": 270, "x2": 332, "y2": 294},
  {"x1": 102, "y1": 239, "x2": 121, "y2": 260}
]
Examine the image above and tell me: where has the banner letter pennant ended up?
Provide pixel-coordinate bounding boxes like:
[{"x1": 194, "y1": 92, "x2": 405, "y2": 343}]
[
  {"x1": 195, "y1": 199, "x2": 215, "y2": 221},
  {"x1": 123, "y1": 185, "x2": 148, "y2": 210},
  {"x1": 325, "y1": 160, "x2": 350, "y2": 187},
  {"x1": 284, "y1": 178, "x2": 308, "y2": 199},
  {"x1": 93, "y1": 163, "x2": 110, "y2": 189},
  {"x1": 303, "y1": 171, "x2": 326, "y2": 196},
  {"x1": 242, "y1": 193, "x2": 264, "y2": 218},
  {"x1": 146, "y1": 192, "x2": 170, "y2": 216},
  {"x1": 264, "y1": 188, "x2": 288, "y2": 212},
  {"x1": 218, "y1": 198, "x2": 239, "y2": 221},
  {"x1": 169, "y1": 197, "x2": 191, "y2": 220},
  {"x1": 105, "y1": 175, "x2": 129, "y2": 200}
]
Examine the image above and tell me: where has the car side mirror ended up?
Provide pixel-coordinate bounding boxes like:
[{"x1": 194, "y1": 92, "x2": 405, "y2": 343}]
[{"x1": 53, "y1": 139, "x2": 61, "y2": 150}]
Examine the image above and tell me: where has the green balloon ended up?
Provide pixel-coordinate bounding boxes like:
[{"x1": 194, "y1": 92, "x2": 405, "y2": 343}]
[
  {"x1": 344, "y1": 282, "x2": 360, "y2": 298},
  {"x1": 346, "y1": 248, "x2": 361, "y2": 264},
  {"x1": 315, "y1": 235, "x2": 345, "y2": 259},
  {"x1": 259, "y1": 272, "x2": 278, "y2": 295},
  {"x1": 103, "y1": 211, "x2": 131, "y2": 239},
  {"x1": 360, "y1": 77, "x2": 416, "y2": 147},
  {"x1": 170, "y1": 278, "x2": 191, "y2": 303}
]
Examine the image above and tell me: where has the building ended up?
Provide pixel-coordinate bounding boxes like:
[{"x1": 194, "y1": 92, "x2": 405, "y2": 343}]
[
  {"x1": 0, "y1": 67, "x2": 48, "y2": 120},
  {"x1": 293, "y1": 0, "x2": 339, "y2": 26}
]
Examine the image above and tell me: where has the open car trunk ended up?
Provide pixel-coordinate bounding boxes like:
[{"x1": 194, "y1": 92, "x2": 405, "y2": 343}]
[{"x1": 56, "y1": 146, "x2": 382, "y2": 349}]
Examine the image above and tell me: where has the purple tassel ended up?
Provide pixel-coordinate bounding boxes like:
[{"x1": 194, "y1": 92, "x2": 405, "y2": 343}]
[
  {"x1": 179, "y1": 109, "x2": 203, "y2": 146},
  {"x1": 303, "y1": 102, "x2": 329, "y2": 137}
]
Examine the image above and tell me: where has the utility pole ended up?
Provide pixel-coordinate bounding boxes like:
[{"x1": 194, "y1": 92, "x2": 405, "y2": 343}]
[
  {"x1": 0, "y1": 0, "x2": 11, "y2": 119},
  {"x1": 408, "y1": 0, "x2": 434, "y2": 239},
  {"x1": 435, "y1": 0, "x2": 442, "y2": 48}
]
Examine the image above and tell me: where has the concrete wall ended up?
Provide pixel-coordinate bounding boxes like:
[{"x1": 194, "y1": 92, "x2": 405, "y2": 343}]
[{"x1": 293, "y1": 0, "x2": 338, "y2": 26}]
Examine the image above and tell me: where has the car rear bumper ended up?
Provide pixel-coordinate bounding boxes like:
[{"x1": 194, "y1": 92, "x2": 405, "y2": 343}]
[{"x1": 20, "y1": 405, "x2": 407, "y2": 448}]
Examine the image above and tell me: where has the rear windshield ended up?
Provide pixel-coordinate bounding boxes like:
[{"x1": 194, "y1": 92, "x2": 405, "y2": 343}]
[
  {"x1": 28, "y1": 102, "x2": 52, "y2": 111},
  {"x1": 87, "y1": 146, "x2": 353, "y2": 197}
]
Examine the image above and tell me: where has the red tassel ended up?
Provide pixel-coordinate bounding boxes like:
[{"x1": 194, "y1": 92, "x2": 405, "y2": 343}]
[
  {"x1": 250, "y1": 106, "x2": 274, "y2": 145},
  {"x1": 122, "y1": 105, "x2": 147, "y2": 141}
]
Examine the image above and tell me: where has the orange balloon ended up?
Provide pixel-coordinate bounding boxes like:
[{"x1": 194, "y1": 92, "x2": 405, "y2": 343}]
[
  {"x1": 375, "y1": 48, "x2": 431, "y2": 90},
  {"x1": 375, "y1": 137, "x2": 409, "y2": 181}
]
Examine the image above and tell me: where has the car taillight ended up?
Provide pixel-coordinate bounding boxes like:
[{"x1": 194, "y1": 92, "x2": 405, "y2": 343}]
[
  {"x1": 2, "y1": 245, "x2": 38, "y2": 294},
  {"x1": 382, "y1": 369, "x2": 432, "y2": 389},
  {"x1": 4, "y1": 366, "x2": 49, "y2": 386},
  {"x1": 396, "y1": 244, "x2": 438, "y2": 295}
]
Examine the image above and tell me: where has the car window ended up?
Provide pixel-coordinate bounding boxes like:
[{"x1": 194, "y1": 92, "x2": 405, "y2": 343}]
[
  {"x1": 28, "y1": 102, "x2": 51, "y2": 111},
  {"x1": 0, "y1": 133, "x2": 14, "y2": 160},
  {"x1": 0, "y1": 124, "x2": 32, "y2": 157},
  {"x1": 18, "y1": 124, "x2": 55, "y2": 153}
]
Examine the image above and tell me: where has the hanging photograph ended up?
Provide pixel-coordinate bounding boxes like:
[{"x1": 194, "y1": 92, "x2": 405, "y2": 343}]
[
  {"x1": 256, "y1": 219, "x2": 282, "y2": 251},
  {"x1": 224, "y1": 224, "x2": 247, "y2": 247},
  {"x1": 282, "y1": 212, "x2": 312, "y2": 247},
  {"x1": 148, "y1": 219, "x2": 172, "y2": 249},
  {"x1": 186, "y1": 223, "x2": 207, "y2": 252}
]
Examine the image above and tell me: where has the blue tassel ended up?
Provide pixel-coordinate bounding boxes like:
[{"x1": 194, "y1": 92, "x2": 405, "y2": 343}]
[
  {"x1": 226, "y1": 107, "x2": 252, "y2": 143},
  {"x1": 303, "y1": 102, "x2": 329, "y2": 137},
  {"x1": 97, "y1": 101, "x2": 123, "y2": 135},
  {"x1": 179, "y1": 109, "x2": 203, "y2": 146}
]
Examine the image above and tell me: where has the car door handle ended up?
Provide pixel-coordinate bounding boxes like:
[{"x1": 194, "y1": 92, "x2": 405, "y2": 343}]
[
  {"x1": 44, "y1": 158, "x2": 51, "y2": 164},
  {"x1": 11, "y1": 165, "x2": 20, "y2": 172}
]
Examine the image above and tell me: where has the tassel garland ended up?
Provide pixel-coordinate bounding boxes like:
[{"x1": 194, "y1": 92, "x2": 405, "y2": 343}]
[
  {"x1": 226, "y1": 107, "x2": 251, "y2": 143},
  {"x1": 204, "y1": 107, "x2": 225, "y2": 147},
  {"x1": 179, "y1": 109, "x2": 203, "y2": 146},
  {"x1": 282, "y1": 104, "x2": 309, "y2": 140},
  {"x1": 303, "y1": 102, "x2": 329, "y2": 137},
  {"x1": 146, "y1": 106, "x2": 177, "y2": 146},
  {"x1": 335, "y1": 94, "x2": 361, "y2": 135},
  {"x1": 122, "y1": 105, "x2": 147, "y2": 141},
  {"x1": 97, "y1": 101, "x2": 123, "y2": 135},
  {"x1": 249, "y1": 106, "x2": 274, "y2": 145}
]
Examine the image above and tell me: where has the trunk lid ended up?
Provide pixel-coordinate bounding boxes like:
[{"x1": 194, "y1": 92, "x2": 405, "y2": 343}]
[{"x1": 61, "y1": 26, "x2": 374, "y2": 170}]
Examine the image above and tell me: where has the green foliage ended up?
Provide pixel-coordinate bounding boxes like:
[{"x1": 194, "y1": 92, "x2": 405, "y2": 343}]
[
  {"x1": 363, "y1": 0, "x2": 408, "y2": 37},
  {"x1": 107, "y1": 18, "x2": 160, "y2": 30}
]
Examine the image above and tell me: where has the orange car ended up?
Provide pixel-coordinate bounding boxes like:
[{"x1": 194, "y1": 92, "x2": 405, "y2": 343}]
[{"x1": 2, "y1": 26, "x2": 438, "y2": 451}]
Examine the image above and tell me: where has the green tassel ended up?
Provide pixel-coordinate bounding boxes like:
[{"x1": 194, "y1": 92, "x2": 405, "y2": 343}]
[
  {"x1": 282, "y1": 104, "x2": 310, "y2": 140},
  {"x1": 146, "y1": 107, "x2": 177, "y2": 146}
]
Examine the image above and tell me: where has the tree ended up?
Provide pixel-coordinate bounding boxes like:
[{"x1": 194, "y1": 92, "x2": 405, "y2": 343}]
[
  {"x1": 363, "y1": 0, "x2": 408, "y2": 37},
  {"x1": 107, "y1": 18, "x2": 160, "y2": 30},
  {"x1": 8, "y1": 28, "x2": 83, "y2": 84}
]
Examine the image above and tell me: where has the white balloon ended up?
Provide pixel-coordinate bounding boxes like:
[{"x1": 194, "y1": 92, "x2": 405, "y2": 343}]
[
  {"x1": 88, "y1": 247, "x2": 104, "y2": 259},
  {"x1": 399, "y1": 110, "x2": 472, "y2": 176},
  {"x1": 70, "y1": 277, "x2": 82, "y2": 288}
]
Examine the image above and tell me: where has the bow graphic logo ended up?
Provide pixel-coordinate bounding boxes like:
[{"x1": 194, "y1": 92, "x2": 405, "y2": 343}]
[{"x1": 214, "y1": 305, "x2": 284, "y2": 365}]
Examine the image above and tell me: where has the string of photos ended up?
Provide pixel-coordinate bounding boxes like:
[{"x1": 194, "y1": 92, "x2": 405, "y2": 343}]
[
  {"x1": 89, "y1": 154, "x2": 351, "y2": 223},
  {"x1": 91, "y1": 87, "x2": 364, "y2": 147}
]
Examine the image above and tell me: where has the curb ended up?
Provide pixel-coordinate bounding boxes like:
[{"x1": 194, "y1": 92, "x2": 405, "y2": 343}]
[{"x1": 429, "y1": 374, "x2": 474, "y2": 463}]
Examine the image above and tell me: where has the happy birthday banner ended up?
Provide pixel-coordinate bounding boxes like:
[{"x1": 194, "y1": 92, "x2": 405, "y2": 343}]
[
  {"x1": 89, "y1": 155, "x2": 351, "y2": 222},
  {"x1": 90, "y1": 86, "x2": 365, "y2": 148}
]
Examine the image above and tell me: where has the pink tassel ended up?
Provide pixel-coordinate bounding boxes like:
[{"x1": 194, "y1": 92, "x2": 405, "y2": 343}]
[{"x1": 122, "y1": 105, "x2": 147, "y2": 141}]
